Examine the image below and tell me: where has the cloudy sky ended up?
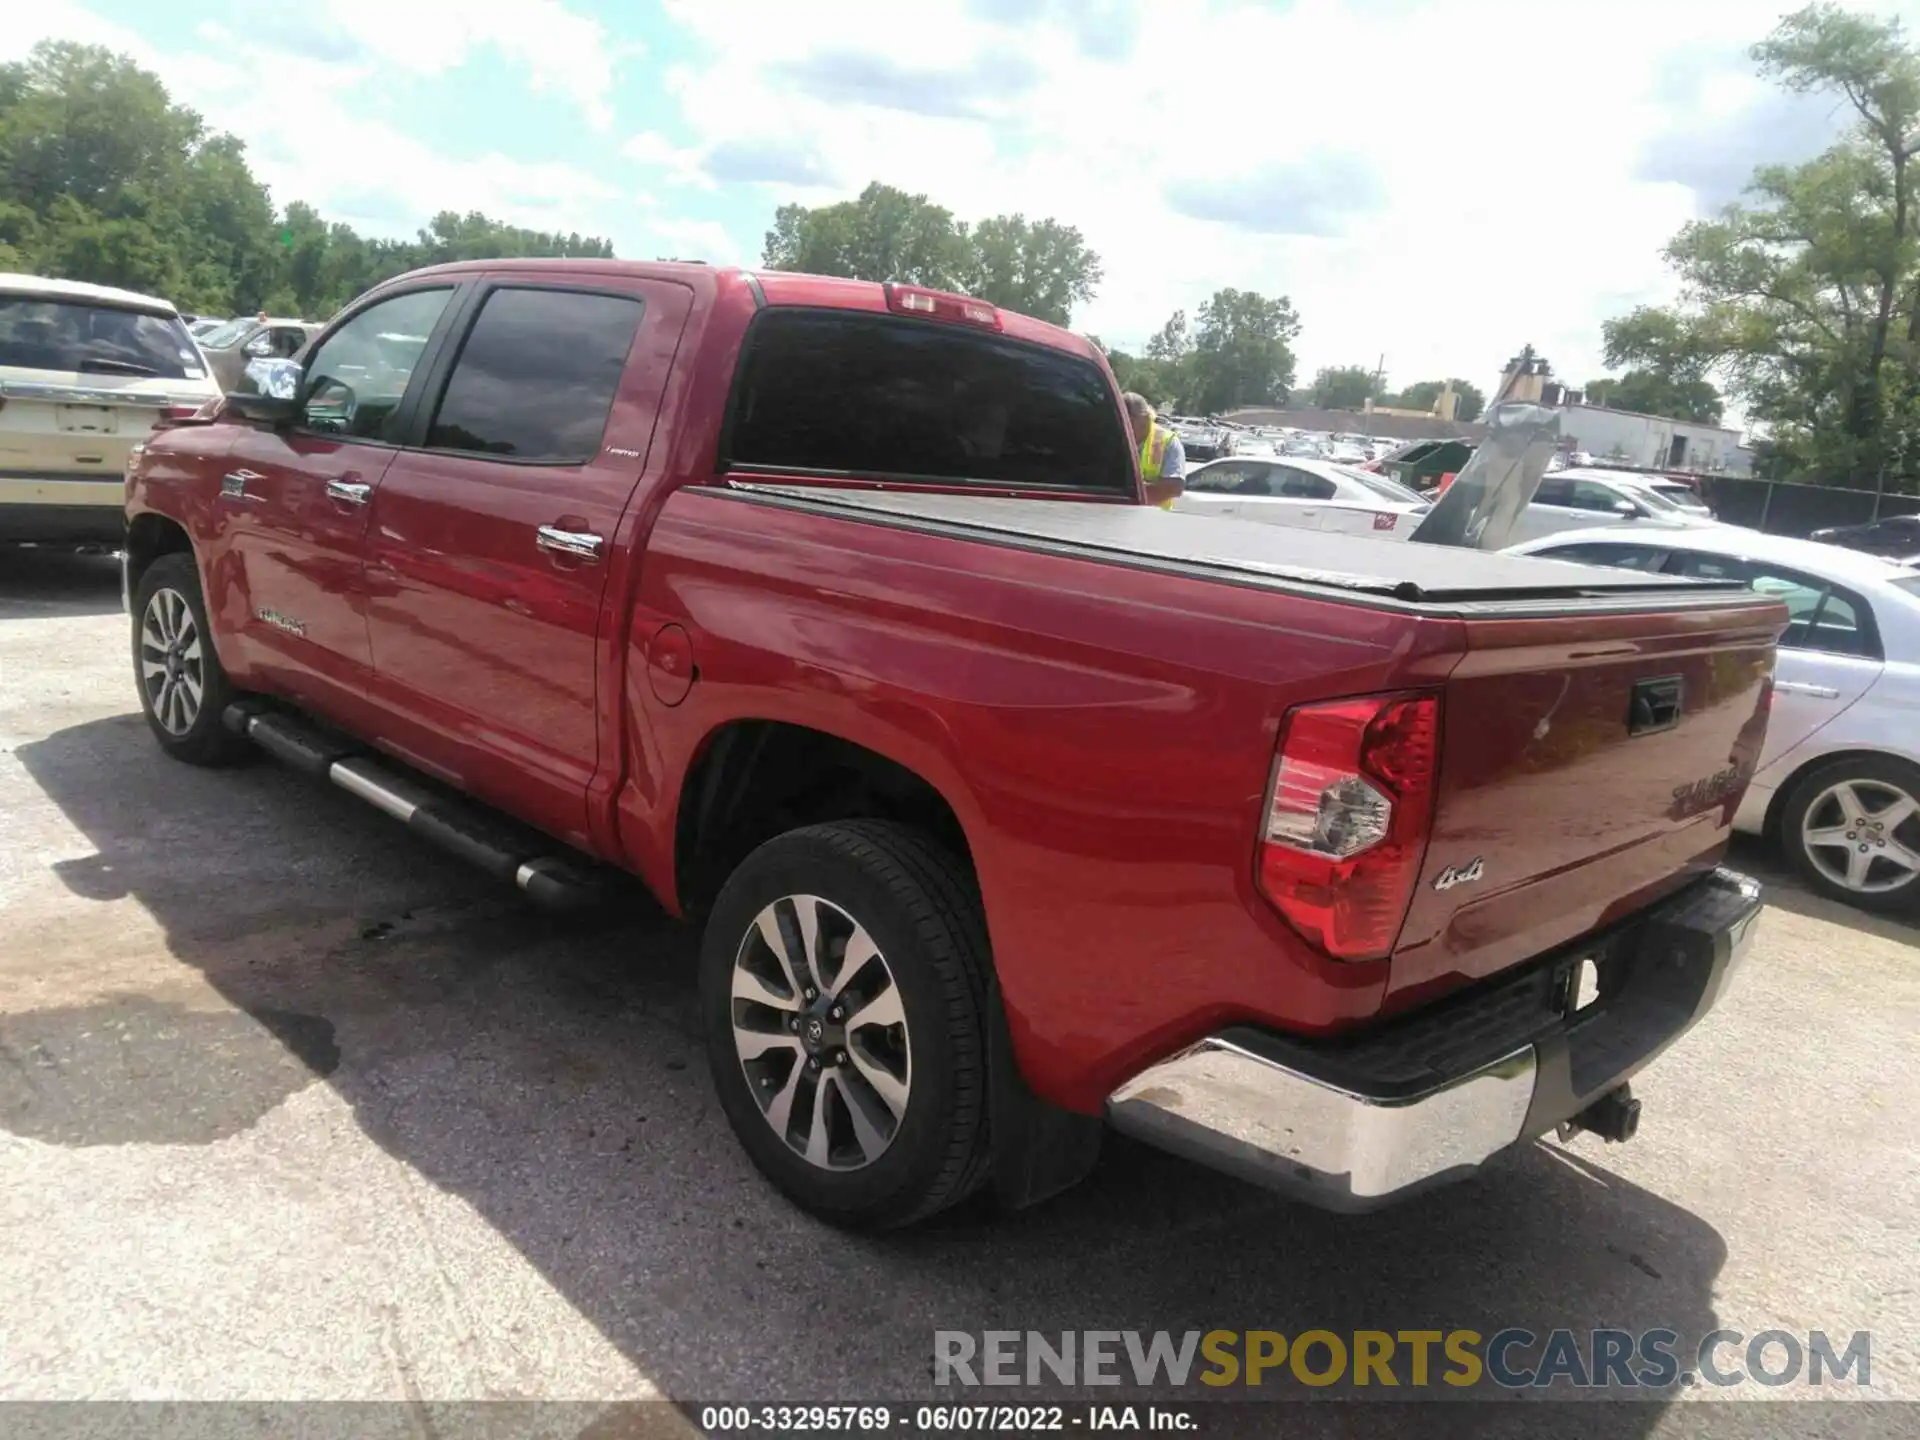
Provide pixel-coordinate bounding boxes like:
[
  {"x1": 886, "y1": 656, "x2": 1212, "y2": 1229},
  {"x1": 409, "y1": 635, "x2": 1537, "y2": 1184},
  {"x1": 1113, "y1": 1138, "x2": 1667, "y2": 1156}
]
[{"x1": 9, "y1": 0, "x2": 1909, "y2": 406}]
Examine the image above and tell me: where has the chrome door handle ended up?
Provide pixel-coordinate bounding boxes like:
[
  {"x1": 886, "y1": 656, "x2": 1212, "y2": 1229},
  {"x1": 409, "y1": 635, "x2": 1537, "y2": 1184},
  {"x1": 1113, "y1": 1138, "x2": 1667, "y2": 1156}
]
[
  {"x1": 536, "y1": 526, "x2": 604, "y2": 560},
  {"x1": 221, "y1": 468, "x2": 265, "y2": 501},
  {"x1": 326, "y1": 478, "x2": 372, "y2": 506},
  {"x1": 1774, "y1": 680, "x2": 1841, "y2": 699}
]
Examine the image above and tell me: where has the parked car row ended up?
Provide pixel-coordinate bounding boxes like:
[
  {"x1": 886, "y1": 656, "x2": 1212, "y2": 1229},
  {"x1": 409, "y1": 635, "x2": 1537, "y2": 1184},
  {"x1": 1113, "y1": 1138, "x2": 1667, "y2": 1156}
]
[{"x1": 1172, "y1": 461, "x2": 1724, "y2": 547}]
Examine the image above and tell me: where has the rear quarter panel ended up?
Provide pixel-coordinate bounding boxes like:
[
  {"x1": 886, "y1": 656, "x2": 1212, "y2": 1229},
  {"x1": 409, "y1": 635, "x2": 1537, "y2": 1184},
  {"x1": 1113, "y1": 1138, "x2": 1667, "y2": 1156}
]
[{"x1": 614, "y1": 486, "x2": 1470, "y2": 1112}]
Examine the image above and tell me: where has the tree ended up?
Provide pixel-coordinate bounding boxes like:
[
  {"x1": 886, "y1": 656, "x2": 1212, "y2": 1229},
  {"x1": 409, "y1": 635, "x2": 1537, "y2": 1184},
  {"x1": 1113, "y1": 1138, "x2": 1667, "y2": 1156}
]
[
  {"x1": 764, "y1": 182, "x2": 1105, "y2": 325},
  {"x1": 1306, "y1": 364, "x2": 1382, "y2": 411},
  {"x1": 1391, "y1": 377, "x2": 1486, "y2": 422},
  {"x1": 1186, "y1": 288, "x2": 1300, "y2": 413},
  {"x1": 959, "y1": 214, "x2": 1101, "y2": 326},
  {"x1": 763, "y1": 182, "x2": 972, "y2": 291},
  {"x1": 1584, "y1": 370, "x2": 1725, "y2": 425},
  {"x1": 0, "y1": 41, "x2": 615, "y2": 321},
  {"x1": 1601, "y1": 4, "x2": 1920, "y2": 487},
  {"x1": 1146, "y1": 311, "x2": 1189, "y2": 362}
]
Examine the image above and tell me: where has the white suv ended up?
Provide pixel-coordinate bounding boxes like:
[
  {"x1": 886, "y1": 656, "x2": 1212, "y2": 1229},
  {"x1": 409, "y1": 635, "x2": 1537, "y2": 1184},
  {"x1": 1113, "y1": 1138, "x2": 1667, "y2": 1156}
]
[{"x1": 0, "y1": 274, "x2": 223, "y2": 545}]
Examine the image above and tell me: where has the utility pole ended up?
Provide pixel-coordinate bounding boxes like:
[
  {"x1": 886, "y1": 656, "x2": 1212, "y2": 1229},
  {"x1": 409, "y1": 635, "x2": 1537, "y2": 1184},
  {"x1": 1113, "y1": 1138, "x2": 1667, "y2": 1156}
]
[{"x1": 1372, "y1": 353, "x2": 1386, "y2": 401}]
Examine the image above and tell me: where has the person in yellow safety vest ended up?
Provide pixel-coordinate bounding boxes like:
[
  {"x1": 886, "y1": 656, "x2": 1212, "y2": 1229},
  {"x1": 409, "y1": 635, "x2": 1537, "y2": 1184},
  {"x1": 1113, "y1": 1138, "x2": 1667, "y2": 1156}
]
[{"x1": 1123, "y1": 392, "x2": 1185, "y2": 509}]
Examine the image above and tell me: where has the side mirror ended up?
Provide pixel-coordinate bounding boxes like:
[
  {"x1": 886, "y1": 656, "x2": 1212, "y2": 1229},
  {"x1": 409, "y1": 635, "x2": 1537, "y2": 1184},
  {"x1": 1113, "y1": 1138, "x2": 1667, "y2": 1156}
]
[
  {"x1": 226, "y1": 357, "x2": 303, "y2": 423},
  {"x1": 242, "y1": 335, "x2": 273, "y2": 358},
  {"x1": 1613, "y1": 499, "x2": 1639, "y2": 517}
]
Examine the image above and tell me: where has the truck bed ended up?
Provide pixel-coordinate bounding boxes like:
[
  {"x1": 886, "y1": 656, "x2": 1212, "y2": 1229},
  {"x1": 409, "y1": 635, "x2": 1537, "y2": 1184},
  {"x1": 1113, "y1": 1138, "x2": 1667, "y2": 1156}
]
[{"x1": 717, "y1": 483, "x2": 1755, "y2": 614}]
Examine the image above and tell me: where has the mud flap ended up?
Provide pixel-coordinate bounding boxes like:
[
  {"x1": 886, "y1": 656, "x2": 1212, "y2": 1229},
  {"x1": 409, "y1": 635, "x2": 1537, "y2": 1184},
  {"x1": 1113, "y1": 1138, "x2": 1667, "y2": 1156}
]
[{"x1": 987, "y1": 984, "x2": 1103, "y2": 1211}]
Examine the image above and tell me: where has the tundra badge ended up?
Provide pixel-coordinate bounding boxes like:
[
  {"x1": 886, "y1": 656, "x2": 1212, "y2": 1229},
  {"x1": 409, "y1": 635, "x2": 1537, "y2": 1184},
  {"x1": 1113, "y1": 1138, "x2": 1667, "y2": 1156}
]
[{"x1": 1433, "y1": 857, "x2": 1485, "y2": 892}]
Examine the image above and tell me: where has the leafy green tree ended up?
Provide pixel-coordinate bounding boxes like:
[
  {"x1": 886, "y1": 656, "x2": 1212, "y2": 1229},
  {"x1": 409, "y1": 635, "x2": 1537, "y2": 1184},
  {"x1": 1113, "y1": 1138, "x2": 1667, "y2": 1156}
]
[
  {"x1": 1187, "y1": 289, "x2": 1299, "y2": 413},
  {"x1": 1306, "y1": 363, "x2": 1382, "y2": 411},
  {"x1": 1392, "y1": 377, "x2": 1486, "y2": 422},
  {"x1": 764, "y1": 181, "x2": 1105, "y2": 325},
  {"x1": 0, "y1": 40, "x2": 616, "y2": 321},
  {"x1": 1584, "y1": 370, "x2": 1725, "y2": 425},
  {"x1": 1146, "y1": 310, "x2": 1190, "y2": 362},
  {"x1": 959, "y1": 213, "x2": 1101, "y2": 326},
  {"x1": 1602, "y1": 4, "x2": 1920, "y2": 486},
  {"x1": 763, "y1": 182, "x2": 971, "y2": 291}
]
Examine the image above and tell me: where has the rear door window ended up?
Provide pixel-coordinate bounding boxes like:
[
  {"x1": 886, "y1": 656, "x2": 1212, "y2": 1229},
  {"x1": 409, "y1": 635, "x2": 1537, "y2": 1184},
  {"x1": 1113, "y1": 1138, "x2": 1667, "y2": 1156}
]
[
  {"x1": 724, "y1": 309, "x2": 1132, "y2": 494},
  {"x1": 0, "y1": 297, "x2": 203, "y2": 379},
  {"x1": 425, "y1": 287, "x2": 644, "y2": 462},
  {"x1": 1668, "y1": 552, "x2": 1880, "y2": 658}
]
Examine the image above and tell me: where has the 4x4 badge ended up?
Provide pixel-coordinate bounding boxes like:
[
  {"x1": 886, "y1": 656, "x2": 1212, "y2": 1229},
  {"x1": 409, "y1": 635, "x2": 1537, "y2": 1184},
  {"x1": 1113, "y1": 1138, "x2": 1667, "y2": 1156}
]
[{"x1": 1433, "y1": 857, "x2": 1485, "y2": 892}]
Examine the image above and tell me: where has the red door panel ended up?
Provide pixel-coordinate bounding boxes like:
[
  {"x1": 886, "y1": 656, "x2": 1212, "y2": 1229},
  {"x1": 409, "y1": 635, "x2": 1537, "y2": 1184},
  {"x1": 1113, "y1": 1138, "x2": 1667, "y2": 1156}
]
[
  {"x1": 361, "y1": 278, "x2": 692, "y2": 850},
  {"x1": 218, "y1": 427, "x2": 391, "y2": 718}
]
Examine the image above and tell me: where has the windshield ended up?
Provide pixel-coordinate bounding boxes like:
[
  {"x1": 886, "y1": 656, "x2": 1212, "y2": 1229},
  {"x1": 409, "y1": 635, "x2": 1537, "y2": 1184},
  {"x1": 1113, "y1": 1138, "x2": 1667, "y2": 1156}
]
[
  {"x1": 194, "y1": 318, "x2": 255, "y2": 350},
  {"x1": 1653, "y1": 483, "x2": 1711, "y2": 513},
  {"x1": 1338, "y1": 465, "x2": 1426, "y2": 504},
  {"x1": 0, "y1": 297, "x2": 204, "y2": 379},
  {"x1": 1627, "y1": 484, "x2": 1681, "y2": 513}
]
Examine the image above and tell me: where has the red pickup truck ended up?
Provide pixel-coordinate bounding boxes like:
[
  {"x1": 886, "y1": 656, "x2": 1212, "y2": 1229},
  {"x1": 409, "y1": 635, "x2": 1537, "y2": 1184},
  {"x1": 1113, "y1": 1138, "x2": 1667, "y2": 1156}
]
[{"x1": 123, "y1": 260, "x2": 1778, "y2": 1228}]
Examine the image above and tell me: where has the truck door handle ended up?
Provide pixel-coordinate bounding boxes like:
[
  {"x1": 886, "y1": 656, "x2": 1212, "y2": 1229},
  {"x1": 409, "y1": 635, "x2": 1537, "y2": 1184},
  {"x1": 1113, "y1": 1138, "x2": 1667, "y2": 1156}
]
[
  {"x1": 326, "y1": 477, "x2": 372, "y2": 506},
  {"x1": 536, "y1": 526, "x2": 604, "y2": 560},
  {"x1": 221, "y1": 468, "x2": 265, "y2": 501},
  {"x1": 1774, "y1": 681, "x2": 1841, "y2": 699}
]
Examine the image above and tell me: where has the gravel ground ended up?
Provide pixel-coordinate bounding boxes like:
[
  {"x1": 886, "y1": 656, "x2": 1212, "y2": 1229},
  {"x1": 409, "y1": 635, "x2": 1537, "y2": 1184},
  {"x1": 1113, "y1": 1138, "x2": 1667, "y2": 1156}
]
[{"x1": 2, "y1": 546, "x2": 1915, "y2": 1438}]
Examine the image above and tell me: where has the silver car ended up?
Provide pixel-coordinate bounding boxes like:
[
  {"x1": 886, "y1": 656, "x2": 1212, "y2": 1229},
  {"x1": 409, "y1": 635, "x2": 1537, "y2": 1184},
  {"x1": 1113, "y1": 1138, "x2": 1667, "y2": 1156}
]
[{"x1": 1508, "y1": 525, "x2": 1920, "y2": 912}]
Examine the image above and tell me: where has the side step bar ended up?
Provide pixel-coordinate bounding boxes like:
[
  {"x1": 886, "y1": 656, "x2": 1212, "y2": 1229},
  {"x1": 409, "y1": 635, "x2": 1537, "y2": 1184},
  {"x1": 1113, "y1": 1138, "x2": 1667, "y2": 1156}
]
[{"x1": 223, "y1": 702, "x2": 602, "y2": 912}]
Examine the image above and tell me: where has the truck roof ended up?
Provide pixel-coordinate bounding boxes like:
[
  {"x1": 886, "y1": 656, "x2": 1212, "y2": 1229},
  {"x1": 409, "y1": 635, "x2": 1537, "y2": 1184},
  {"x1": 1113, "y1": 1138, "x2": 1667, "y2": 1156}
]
[
  {"x1": 717, "y1": 484, "x2": 1766, "y2": 616},
  {"x1": 393, "y1": 258, "x2": 1105, "y2": 364}
]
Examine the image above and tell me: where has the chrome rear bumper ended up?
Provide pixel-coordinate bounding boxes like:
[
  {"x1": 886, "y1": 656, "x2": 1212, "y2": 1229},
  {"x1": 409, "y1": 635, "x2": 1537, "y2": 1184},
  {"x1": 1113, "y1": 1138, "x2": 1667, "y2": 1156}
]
[{"x1": 1107, "y1": 867, "x2": 1762, "y2": 1211}]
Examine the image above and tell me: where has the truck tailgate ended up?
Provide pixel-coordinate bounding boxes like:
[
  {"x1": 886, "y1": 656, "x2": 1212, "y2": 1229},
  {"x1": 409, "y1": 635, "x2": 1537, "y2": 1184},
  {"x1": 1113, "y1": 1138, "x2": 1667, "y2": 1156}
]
[{"x1": 1387, "y1": 600, "x2": 1783, "y2": 1007}]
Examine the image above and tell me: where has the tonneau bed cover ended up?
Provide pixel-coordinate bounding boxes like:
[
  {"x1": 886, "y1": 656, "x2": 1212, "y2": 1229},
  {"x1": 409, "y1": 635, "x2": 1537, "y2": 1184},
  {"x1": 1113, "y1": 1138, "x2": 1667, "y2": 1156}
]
[{"x1": 716, "y1": 484, "x2": 1762, "y2": 615}]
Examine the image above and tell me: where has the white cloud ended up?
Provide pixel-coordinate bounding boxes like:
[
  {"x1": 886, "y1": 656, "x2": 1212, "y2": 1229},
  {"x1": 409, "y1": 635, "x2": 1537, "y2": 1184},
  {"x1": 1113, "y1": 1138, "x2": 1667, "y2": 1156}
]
[
  {"x1": 638, "y1": 215, "x2": 749, "y2": 266},
  {"x1": 652, "y1": 0, "x2": 1920, "y2": 399},
  {"x1": 2, "y1": 2, "x2": 627, "y2": 251},
  {"x1": 311, "y1": 0, "x2": 630, "y2": 131},
  {"x1": 623, "y1": 131, "x2": 714, "y2": 189}
]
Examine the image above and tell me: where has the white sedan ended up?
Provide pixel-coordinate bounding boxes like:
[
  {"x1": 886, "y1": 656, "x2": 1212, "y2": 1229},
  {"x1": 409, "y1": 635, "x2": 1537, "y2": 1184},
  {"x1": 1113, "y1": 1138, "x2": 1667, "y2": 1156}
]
[
  {"x1": 1508, "y1": 525, "x2": 1920, "y2": 913},
  {"x1": 1174, "y1": 455, "x2": 1433, "y2": 538},
  {"x1": 1507, "y1": 468, "x2": 1723, "y2": 544}
]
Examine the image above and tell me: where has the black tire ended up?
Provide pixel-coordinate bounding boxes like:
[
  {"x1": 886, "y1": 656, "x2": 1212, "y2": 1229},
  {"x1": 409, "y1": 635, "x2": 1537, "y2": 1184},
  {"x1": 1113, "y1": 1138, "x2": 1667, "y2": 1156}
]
[
  {"x1": 1779, "y1": 754, "x2": 1920, "y2": 913},
  {"x1": 131, "y1": 552, "x2": 249, "y2": 766},
  {"x1": 699, "y1": 820, "x2": 994, "y2": 1229}
]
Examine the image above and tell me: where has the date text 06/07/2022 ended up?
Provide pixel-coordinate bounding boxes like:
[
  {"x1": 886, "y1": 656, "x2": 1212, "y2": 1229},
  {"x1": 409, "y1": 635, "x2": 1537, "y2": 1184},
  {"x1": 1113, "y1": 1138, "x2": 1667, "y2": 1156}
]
[{"x1": 695, "y1": 1404, "x2": 1197, "y2": 1432}]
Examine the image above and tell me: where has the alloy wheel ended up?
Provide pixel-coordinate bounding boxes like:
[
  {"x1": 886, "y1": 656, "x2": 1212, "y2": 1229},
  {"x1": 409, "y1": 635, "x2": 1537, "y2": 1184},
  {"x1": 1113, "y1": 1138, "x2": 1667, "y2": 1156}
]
[
  {"x1": 1800, "y1": 778, "x2": 1920, "y2": 895},
  {"x1": 139, "y1": 587, "x2": 205, "y2": 736},
  {"x1": 729, "y1": 893, "x2": 912, "y2": 1171}
]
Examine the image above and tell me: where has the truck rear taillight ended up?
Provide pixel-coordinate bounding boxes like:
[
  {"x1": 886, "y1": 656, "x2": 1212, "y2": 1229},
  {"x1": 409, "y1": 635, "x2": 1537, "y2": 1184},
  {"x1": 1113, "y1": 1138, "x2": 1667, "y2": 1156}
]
[
  {"x1": 1257, "y1": 692, "x2": 1440, "y2": 962},
  {"x1": 884, "y1": 283, "x2": 1002, "y2": 330}
]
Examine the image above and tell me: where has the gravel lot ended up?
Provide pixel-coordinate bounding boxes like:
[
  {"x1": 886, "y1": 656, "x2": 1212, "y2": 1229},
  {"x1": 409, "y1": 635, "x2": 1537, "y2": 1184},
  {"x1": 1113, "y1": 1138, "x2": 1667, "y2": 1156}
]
[{"x1": 2, "y1": 547, "x2": 1916, "y2": 1435}]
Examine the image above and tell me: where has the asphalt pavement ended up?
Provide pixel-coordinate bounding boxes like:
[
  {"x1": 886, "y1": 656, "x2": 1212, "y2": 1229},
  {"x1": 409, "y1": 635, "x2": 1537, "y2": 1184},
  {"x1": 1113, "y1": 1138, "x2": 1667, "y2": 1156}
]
[{"x1": 2, "y1": 546, "x2": 1915, "y2": 1436}]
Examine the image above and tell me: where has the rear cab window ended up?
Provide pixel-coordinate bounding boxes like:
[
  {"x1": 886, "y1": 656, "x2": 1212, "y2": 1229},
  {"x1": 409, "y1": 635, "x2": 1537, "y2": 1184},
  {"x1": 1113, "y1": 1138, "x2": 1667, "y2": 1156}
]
[
  {"x1": 722, "y1": 309, "x2": 1132, "y2": 495},
  {"x1": 0, "y1": 295, "x2": 204, "y2": 380}
]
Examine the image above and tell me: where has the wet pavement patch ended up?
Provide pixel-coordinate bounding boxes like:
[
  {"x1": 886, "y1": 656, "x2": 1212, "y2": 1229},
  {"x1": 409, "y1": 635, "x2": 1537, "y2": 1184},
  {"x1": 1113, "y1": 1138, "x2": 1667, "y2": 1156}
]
[{"x1": 0, "y1": 995, "x2": 338, "y2": 1146}]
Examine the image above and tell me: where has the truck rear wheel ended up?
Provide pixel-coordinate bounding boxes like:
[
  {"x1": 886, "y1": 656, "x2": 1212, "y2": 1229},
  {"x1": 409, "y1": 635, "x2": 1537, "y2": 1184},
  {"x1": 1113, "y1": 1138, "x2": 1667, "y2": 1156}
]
[
  {"x1": 131, "y1": 552, "x2": 248, "y2": 766},
  {"x1": 1781, "y1": 754, "x2": 1920, "y2": 912},
  {"x1": 699, "y1": 820, "x2": 993, "y2": 1228}
]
